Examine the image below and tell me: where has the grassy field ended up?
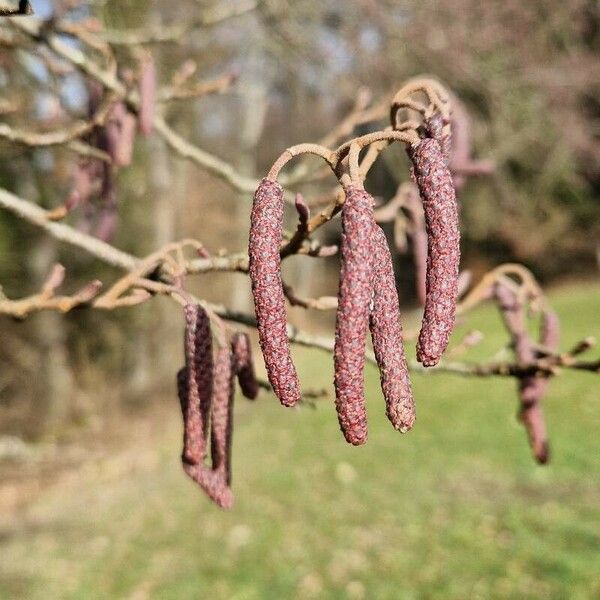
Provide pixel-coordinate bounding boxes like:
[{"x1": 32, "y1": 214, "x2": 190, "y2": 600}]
[{"x1": 1, "y1": 283, "x2": 599, "y2": 599}]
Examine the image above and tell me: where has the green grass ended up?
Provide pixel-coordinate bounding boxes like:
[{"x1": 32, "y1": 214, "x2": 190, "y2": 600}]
[{"x1": 1, "y1": 283, "x2": 599, "y2": 599}]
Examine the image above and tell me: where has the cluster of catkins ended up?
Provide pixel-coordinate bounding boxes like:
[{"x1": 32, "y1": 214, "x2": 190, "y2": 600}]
[
  {"x1": 176, "y1": 303, "x2": 258, "y2": 508},
  {"x1": 494, "y1": 283, "x2": 560, "y2": 464},
  {"x1": 248, "y1": 120, "x2": 460, "y2": 444},
  {"x1": 55, "y1": 58, "x2": 156, "y2": 241}
]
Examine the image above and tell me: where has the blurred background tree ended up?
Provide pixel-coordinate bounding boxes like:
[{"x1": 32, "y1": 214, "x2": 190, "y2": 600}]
[{"x1": 0, "y1": 0, "x2": 598, "y2": 439}]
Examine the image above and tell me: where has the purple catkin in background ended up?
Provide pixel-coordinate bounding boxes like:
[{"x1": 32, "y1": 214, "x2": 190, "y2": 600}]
[
  {"x1": 370, "y1": 224, "x2": 416, "y2": 433},
  {"x1": 446, "y1": 96, "x2": 495, "y2": 190},
  {"x1": 139, "y1": 55, "x2": 156, "y2": 136},
  {"x1": 249, "y1": 178, "x2": 301, "y2": 407},
  {"x1": 541, "y1": 308, "x2": 560, "y2": 350},
  {"x1": 181, "y1": 303, "x2": 213, "y2": 464},
  {"x1": 333, "y1": 187, "x2": 376, "y2": 446},
  {"x1": 231, "y1": 332, "x2": 259, "y2": 400},
  {"x1": 94, "y1": 206, "x2": 118, "y2": 242},
  {"x1": 409, "y1": 138, "x2": 460, "y2": 367},
  {"x1": 104, "y1": 102, "x2": 136, "y2": 167},
  {"x1": 403, "y1": 185, "x2": 428, "y2": 306},
  {"x1": 494, "y1": 284, "x2": 551, "y2": 464},
  {"x1": 65, "y1": 160, "x2": 99, "y2": 212},
  {"x1": 94, "y1": 163, "x2": 118, "y2": 241},
  {"x1": 519, "y1": 307, "x2": 560, "y2": 463}
]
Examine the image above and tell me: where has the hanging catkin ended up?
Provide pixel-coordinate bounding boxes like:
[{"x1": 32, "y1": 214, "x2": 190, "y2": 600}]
[
  {"x1": 369, "y1": 224, "x2": 416, "y2": 433},
  {"x1": 333, "y1": 186, "x2": 376, "y2": 445},
  {"x1": 249, "y1": 178, "x2": 301, "y2": 407},
  {"x1": 180, "y1": 303, "x2": 213, "y2": 464},
  {"x1": 408, "y1": 138, "x2": 460, "y2": 366},
  {"x1": 494, "y1": 283, "x2": 553, "y2": 464},
  {"x1": 104, "y1": 102, "x2": 136, "y2": 167},
  {"x1": 231, "y1": 332, "x2": 259, "y2": 400},
  {"x1": 519, "y1": 307, "x2": 560, "y2": 464},
  {"x1": 138, "y1": 55, "x2": 156, "y2": 136},
  {"x1": 210, "y1": 344, "x2": 235, "y2": 487}
]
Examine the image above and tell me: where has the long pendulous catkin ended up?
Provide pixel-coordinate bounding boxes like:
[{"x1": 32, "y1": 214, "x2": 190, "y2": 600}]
[
  {"x1": 138, "y1": 55, "x2": 156, "y2": 136},
  {"x1": 182, "y1": 460, "x2": 234, "y2": 509},
  {"x1": 408, "y1": 138, "x2": 460, "y2": 367},
  {"x1": 231, "y1": 332, "x2": 259, "y2": 400},
  {"x1": 178, "y1": 364, "x2": 234, "y2": 507},
  {"x1": 177, "y1": 312, "x2": 235, "y2": 509},
  {"x1": 369, "y1": 224, "x2": 416, "y2": 433},
  {"x1": 249, "y1": 178, "x2": 301, "y2": 407},
  {"x1": 210, "y1": 344, "x2": 235, "y2": 488},
  {"x1": 104, "y1": 102, "x2": 136, "y2": 167},
  {"x1": 181, "y1": 303, "x2": 213, "y2": 464},
  {"x1": 333, "y1": 186, "x2": 376, "y2": 445}
]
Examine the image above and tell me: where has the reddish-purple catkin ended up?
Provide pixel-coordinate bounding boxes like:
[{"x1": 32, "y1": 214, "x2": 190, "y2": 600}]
[
  {"x1": 518, "y1": 307, "x2": 559, "y2": 464},
  {"x1": 541, "y1": 308, "x2": 560, "y2": 350},
  {"x1": 105, "y1": 102, "x2": 136, "y2": 167},
  {"x1": 210, "y1": 345, "x2": 235, "y2": 487},
  {"x1": 369, "y1": 225, "x2": 416, "y2": 433},
  {"x1": 516, "y1": 333, "x2": 550, "y2": 464},
  {"x1": 249, "y1": 178, "x2": 301, "y2": 407},
  {"x1": 139, "y1": 55, "x2": 156, "y2": 136},
  {"x1": 495, "y1": 284, "x2": 550, "y2": 464},
  {"x1": 333, "y1": 187, "x2": 376, "y2": 445},
  {"x1": 409, "y1": 138, "x2": 460, "y2": 366},
  {"x1": 65, "y1": 160, "x2": 99, "y2": 212},
  {"x1": 94, "y1": 162, "x2": 118, "y2": 241},
  {"x1": 182, "y1": 463, "x2": 233, "y2": 509},
  {"x1": 181, "y1": 303, "x2": 213, "y2": 464},
  {"x1": 178, "y1": 323, "x2": 234, "y2": 509},
  {"x1": 231, "y1": 332, "x2": 259, "y2": 400}
]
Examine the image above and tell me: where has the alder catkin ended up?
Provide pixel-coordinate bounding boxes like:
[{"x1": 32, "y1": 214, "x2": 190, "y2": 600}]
[
  {"x1": 409, "y1": 138, "x2": 460, "y2": 367},
  {"x1": 541, "y1": 308, "x2": 560, "y2": 350},
  {"x1": 495, "y1": 283, "x2": 550, "y2": 464},
  {"x1": 65, "y1": 160, "x2": 98, "y2": 212},
  {"x1": 369, "y1": 224, "x2": 416, "y2": 433},
  {"x1": 177, "y1": 314, "x2": 235, "y2": 509},
  {"x1": 181, "y1": 303, "x2": 213, "y2": 464},
  {"x1": 139, "y1": 55, "x2": 156, "y2": 135},
  {"x1": 182, "y1": 463, "x2": 234, "y2": 509},
  {"x1": 210, "y1": 344, "x2": 235, "y2": 487},
  {"x1": 231, "y1": 332, "x2": 259, "y2": 400},
  {"x1": 249, "y1": 178, "x2": 301, "y2": 407},
  {"x1": 520, "y1": 307, "x2": 559, "y2": 464},
  {"x1": 104, "y1": 102, "x2": 136, "y2": 167},
  {"x1": 333, "y1": 186, "x2": 376, "y2": 445}
]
